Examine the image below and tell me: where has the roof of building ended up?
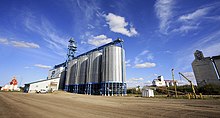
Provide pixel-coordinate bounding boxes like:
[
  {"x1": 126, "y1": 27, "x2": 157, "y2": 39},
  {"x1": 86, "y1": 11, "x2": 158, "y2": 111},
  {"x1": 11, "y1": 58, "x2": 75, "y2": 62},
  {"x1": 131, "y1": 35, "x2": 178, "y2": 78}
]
[
  {"x1": 164, "y1": 80, "x2": 173, "y2": 82},
  {"x1": 53, "y1": 62, "x2": 66, "y2": 69},
  {"x1": 212, "y1": 55, "x2": 220, "y2": 59},
  {"x1": 25, "y1": 78, "x2": 59, "y2": 85}
]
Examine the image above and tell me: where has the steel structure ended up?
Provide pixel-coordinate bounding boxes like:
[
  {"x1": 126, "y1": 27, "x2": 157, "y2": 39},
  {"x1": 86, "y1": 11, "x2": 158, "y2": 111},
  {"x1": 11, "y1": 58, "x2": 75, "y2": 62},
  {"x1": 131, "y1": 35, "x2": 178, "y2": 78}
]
[
  {"x1": 179, "y1": 72, "x2": 197, "y2": 99},
  {"x1": 85, "y1": 51, "x2": 102, "y2": 95},
  {"x1": 67, "y1": 38, "x2": 77, "y2": 61},
  {"x1": 65, "y1": 38, "x2": 126, "y2": 96}
]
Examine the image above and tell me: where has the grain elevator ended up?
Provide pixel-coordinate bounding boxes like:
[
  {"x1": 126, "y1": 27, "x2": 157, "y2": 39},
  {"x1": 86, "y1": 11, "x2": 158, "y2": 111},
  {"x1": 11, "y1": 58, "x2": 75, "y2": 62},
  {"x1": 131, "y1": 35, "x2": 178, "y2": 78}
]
[{"x1": 65, "y1": 38, "x2": 126, "y2": 96}]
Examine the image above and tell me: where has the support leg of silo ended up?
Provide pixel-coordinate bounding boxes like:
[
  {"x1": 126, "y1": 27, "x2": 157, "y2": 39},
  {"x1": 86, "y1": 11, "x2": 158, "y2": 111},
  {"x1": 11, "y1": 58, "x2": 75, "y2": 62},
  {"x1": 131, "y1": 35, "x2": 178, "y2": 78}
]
[
  {"x1": 75, "y1": 85, "x2": 77, "y2": 93},
  {"x1": 125, "y1": 83, "x2": 127, "y2": 96},
  {"x1": 86, "y1": 84, "x2": 88, "y2": 95},
  {"x1": 121, "y1": 83, "x2": 124, "y2": 96},
  {"x1": 123, "y1": 83, "x2": 125, "y2": 96},
  {"x1": 117, "y1": 83, "x2": 119, "y2": 96},
  {"x1": 102, "y1": 83, "x2": 104, "y2": 96},
  {"x1": 107, "y1": 82, "x2": 110, "y2": 96},
  {"x1": 101, "y1": 83, "x2": 103, "y2": 96},
  {"x1": 118, "y1": 83, "x2": 120, "y2": 96},
  {"x1": 87, "y1": 84, "x2": 89, "y2": 95},
  {"x1": 90, "y1": 84, "x2": 92, "y2": 95},
  {"x1": 104, "y1": 83, "x2": 106, "y2": 96},
  {"x1": 88, "y1": 84, "x2": 89, "y2": 95},
  {"x1": 112, "y1": 82, "x2": 113, "y2": 96},
  {"x1": 121, "y1": 83, "x2": 123, "y2": 96},
  {"x1": 116, "y1": 84, "x2": 117, "y2": 95}
]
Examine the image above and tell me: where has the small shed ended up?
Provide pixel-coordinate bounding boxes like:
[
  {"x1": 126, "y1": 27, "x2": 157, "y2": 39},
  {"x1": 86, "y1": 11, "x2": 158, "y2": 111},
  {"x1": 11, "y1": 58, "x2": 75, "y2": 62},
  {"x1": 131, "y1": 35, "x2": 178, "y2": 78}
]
[{"x1": 142, "y1": 87, "x2": 154, "y2": 97}]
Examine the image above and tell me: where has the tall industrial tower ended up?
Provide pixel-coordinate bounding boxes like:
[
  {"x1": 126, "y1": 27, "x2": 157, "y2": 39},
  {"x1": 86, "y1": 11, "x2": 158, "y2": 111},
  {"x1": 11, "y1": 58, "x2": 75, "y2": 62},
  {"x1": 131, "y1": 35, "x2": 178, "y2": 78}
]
[
  {"x1": 67, "y1": 38, "x2": 77, "y2": 61},
  {"x1": 192, "y1": 50, "x2": 220, "y2": 86}
]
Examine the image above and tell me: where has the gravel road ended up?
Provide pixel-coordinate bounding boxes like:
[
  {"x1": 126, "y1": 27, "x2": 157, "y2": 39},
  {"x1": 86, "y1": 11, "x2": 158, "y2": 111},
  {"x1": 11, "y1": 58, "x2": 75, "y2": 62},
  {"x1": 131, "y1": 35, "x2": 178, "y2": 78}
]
[{"x1": 0, "y1": 92, "x2": 220, "y2": 118}]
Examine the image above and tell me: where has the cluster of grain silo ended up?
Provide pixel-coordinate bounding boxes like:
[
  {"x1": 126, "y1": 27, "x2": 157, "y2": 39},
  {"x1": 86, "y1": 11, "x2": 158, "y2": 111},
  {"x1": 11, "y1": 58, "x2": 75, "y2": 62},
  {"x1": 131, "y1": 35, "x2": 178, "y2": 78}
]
[{"x1": 65, "y1": 39, "x2": 126, "y2": 96}]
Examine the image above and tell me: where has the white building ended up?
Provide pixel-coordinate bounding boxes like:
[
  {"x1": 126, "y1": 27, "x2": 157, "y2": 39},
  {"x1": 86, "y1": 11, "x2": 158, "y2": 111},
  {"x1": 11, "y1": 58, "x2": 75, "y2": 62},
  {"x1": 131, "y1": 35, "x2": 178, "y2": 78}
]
[
  {"x1": 165, "y1": 80, "x2": 178, "y2": 87},
  {"x1": 24, "y1": 63, "x2": 66, "y2": 93},
  {"x1": 152, "y1": 76, "x2": 178, "y2": 87},
  {"x1": 25, "y1": 78, "x2": 60, "y2": 93},
  {"x1": 142, "y1": 86, "x2": 154, "y2": 97},
  {"x1": 48, "y1": 66, "x2": 65, "y2": 80},
  {"x1": 152, "y1": 76, "x2": 166, "y2": 87},
  {"x1": 1, "y1": 77, "x2": 20, "y2": 91}
]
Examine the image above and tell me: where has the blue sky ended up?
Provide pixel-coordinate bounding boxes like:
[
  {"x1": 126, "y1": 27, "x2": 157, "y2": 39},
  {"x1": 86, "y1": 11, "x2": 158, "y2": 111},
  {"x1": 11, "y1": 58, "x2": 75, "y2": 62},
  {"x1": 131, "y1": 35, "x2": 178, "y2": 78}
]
[{"x1": 0, "y1": 0, "x2": 220, "y2": 87}]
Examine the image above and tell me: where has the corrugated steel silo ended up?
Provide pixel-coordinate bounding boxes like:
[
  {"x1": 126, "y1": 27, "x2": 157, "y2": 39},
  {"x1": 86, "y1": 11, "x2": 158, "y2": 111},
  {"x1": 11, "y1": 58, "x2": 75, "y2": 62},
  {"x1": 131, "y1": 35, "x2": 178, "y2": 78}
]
[
  {"x1": 76, "y1": 55, "x2": 88, "y2": 84},
  {"x1": 102, "y1": 45, "x2": 126, "y2": 83},
  {"x1": 86, "y1": 51, "x2": 102, "y2": 84},
  {"x1": 65, "y1": 61, "x2": 72, "y2": 90},
  {"x1": 69, "y1": 59, "x2": 78, "y2": 85},
  {"x1": 65, "y1": 59, "x2": 77, "y2": 92}
]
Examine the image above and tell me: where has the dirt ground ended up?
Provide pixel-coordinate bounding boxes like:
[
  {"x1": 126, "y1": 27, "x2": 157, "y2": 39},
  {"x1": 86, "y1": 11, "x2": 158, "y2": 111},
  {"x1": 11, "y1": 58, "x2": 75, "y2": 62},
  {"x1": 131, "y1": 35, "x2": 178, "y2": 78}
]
[{"x1": 0, "y1": 92, "x2": 220, "y2": 118}]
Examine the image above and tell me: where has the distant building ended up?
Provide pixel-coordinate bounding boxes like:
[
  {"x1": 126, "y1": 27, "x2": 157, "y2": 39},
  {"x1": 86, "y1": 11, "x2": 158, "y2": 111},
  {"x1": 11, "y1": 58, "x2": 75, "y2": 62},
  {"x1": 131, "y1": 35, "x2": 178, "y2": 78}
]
[
  {"x1": 164, "y1": 80, "x2": 178, "y2": 87},
  {"x1": 24, "y1": 78, "x2": 61, "y2": 93},
  {"x1": 1, "y1": 77, "x2": 20, "y2": 91},
  {"x1": 152, "y1": 76, "x2": 178, "y2": 87},
  {"x1": 24, "y1": 63, "x2": 66, "y2": 93},
  {"x1": 152, "y1": 76, "x2": 166, "y2": 87},
  {"x1": 192, "y1": 50, "x2": 220, "y2": 86},
  {"x1": 47, "y1": 62, "x2": 66, "y2": 90},
  {"x1": 142, "y1": 86, "x2": 154, "y2": 97}
]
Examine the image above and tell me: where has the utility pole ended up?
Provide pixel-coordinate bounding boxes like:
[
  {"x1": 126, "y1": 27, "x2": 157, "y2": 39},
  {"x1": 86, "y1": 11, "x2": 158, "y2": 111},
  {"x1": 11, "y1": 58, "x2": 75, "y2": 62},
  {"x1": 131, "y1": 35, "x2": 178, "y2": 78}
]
[{"x1": 172, "y1": 69, "x2": 178, "y2": 98}]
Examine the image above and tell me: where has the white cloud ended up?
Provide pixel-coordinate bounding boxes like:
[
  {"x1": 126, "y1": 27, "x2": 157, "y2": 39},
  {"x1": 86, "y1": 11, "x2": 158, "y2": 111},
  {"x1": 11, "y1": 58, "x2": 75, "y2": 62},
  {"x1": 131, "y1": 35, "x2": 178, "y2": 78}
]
[
  {"x1": 134, "y1": 50, "x2": 154, "y2": 65},
  {"x1": 125, "y1": 59, "x2": 131, "y2": 67},
  {"x1": 0, "y1": 38, "x2": 9, "y2": 44},
  {"x1": 126, "y1": 64, "x2": 131, "y2": 67},
  {"x1": 0, "y1": 38, "x2": 39, "y2": 48},
  {"x1": 146, "y1": 53, "x2": 154, "y2": 60},
  {"x1": 87, "y1": 24, "x2": 95, "y2": 29},
  {"x1": 34, "y1": 64, "x2": 51, "y2": 69},
  {"x1": 172, "y1": 25, "x2": 198, "y2": 33},
  {"x1": 192, "y1": 31, "x2": 220, "y2": 57},
  {"x1": 135, "y1": 62, "x2": 156, "y2": 68},
  {"x1": 128, "y1": 78, "x2": 144, "y2": 82},
  {"x1": 139, "y1": 50, "x2": 149, "y2": 55},
  {"x1": 202, "y1": 42, "x2": 220, "y2": 57},
  {"x1": 127, "y1": 78, "x2": 151, "y2": 88},
  {"x1": 88, "y1": 35, "x2": 112, "y2": 46},
  {"x1": 144, "y1": 80, "x2": 153, "y2": 86},
  {"x1": 205, "y1": 16, "x2": 220, "y2": 20},
  {"x1": 76, "y1": 0, "x2": 100, "y2": 20},
  {"x1": 125, "y1": 59, "x2": 131, "y2": 64},
  {"x1": 179, "y1": 7, "x2": 210, "y2": 21},
  {"x1": 164, "y1": 50, "x2": 172, "y2": 54},
  {"x1": 155, "y1": 0, "x2": 174, "y2": 34},
  {"x1": 175, "y1": 31, "x2": 220, "y2": 71},
  {"x1": 11, "y1": 41, "x2": 40, "y2": 48},
  {"x1": 174, "y1": 7, "x2": 213, "y2": 33},
  {"x1": 24, "y1": 15, "x2": 67, "y2": 56},
  {"x1": 24, "y1": 66, "x2": 33, "y2": 69},
  {"x1": 134, "y1": 57, "x2": 143, "y2": 64},
  {"x1": 104, "y1": 13, "x2": 138, "y2": 37}
]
